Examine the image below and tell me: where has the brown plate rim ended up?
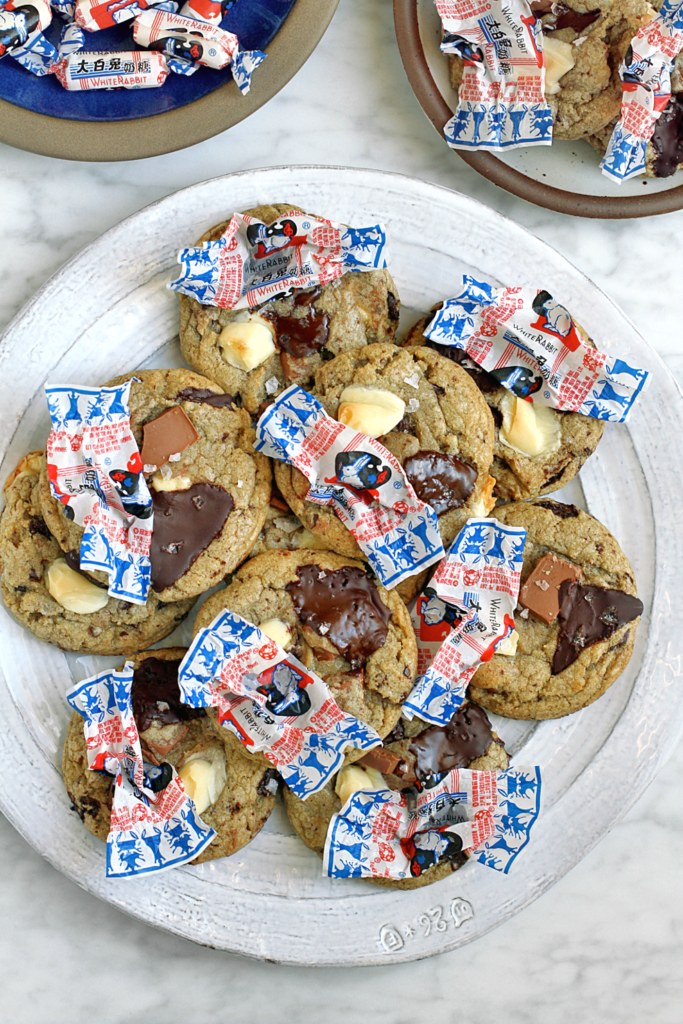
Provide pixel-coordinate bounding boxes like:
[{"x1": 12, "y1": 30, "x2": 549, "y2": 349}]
[
  {"x1": 393, "y1": 0, "x2": 683, "y2": 219},
  {"x1": 0, "y1": 0, "x2": 339, "y2": 162}
]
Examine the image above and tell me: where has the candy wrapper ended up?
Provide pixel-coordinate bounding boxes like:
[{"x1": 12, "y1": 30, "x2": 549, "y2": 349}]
[
  {"x1": 74, "y1": 0, "x2": 172, "y2": 31},
  {"x1": 45, "y1": 381, "x2": 153, "y2": 604},
  {"x1": 53, "y1": 47, "x2": 168, "y2": 88},
  {"x1": 67, "y1": 664, "x2": 215, "y2": 878},
  {"x1": 57, "y1": 19, "x2": 84, "y2": 59},
  {"x1": 168, "y1": 210, "x2": 388, "y2": 310},
  {"x1": 424, "y1": 276, "x2": 650, "y2": 422},
  {"x1": 133, "y1": 8, "x2": 237, "y2": 68},
  {"x1": 50, "y1": 0, "x2": 76, "y2": 18},
  {"x1": 436, "y1": 0, "x2": 553, "y2": 151},
  {"x1": 179, "y1": 0, "x2": 235, "y2": 25},
  {"x1": 601, "y1": 0, "x2": 683, "y2": 182},
  {"x1": 0, "y1": 0, "x2": 58, "y2": 75},
  {"x1": 254, "y1": 386, "x2": 444, "y2": 590},
  {"x1": 323, "y1": 765, "x2": 542, "y2": 879},
  {"x1": 403, "y1": 518, "x2": 526, "y2": 725},
  {"x1": 178, "y1": 609, "x2": 381, "y2": 798},
  {"x1": 230, "y1": 46, "x2": 265, "y2": 94}
]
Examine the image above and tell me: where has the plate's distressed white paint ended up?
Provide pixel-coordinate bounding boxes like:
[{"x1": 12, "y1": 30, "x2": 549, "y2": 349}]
[{"x1": 0, "y1": 166, "x2": 681, "y2": 966}]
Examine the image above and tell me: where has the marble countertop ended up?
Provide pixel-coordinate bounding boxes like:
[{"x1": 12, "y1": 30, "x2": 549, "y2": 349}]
[{"x1": 1, "y1": 1, "x2": 682, "y2": 1020}]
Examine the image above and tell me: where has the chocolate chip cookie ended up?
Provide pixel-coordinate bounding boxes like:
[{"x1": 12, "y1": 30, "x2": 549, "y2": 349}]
[
  {"x1": 178, "y1": 203, "x2": 401, "y2": 416},
  {"x1": 404, "y1": 315, "x2": 605, "y2": 501},
  {"x1": 194, "y1": 549, "x2": 418, "y2": 750},
  {"x1": 38, "y1": 369, "x2": 271, "y2": 603},
  {"x1": 274, "y1": 342, "x2": 497, "y2": 571},
  {"x1": 468, "y1": 500, "x2": 643, "y2": 719},
  {"x1": 63, "y1": 648, "x2": 279, "y2": 861},
  {"x1": 0, "y1": 453, "x2": 194, "y2": 655},
  {"x1": 284, "y1": 702, "x2": 509, "y2": 889}
]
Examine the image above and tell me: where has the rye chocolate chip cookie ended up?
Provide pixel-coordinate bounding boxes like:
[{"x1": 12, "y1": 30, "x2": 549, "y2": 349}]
[
  {"x1": 63, "y1": 648, "x2": 279, "y2": 861},
  {"x1": 404, "y1": 315, "x2": 605, "y2": 501},
  {"x1": 193, "y1": 549, "x2": 418, "y2": 750},
  {"x1": 468, "y1": 500, "x2": 643, "y2": 720},
  {"x1": 274, "y1": 341, "x2": 497, "y2": 570},
  {"x1": 283, "y1": 702, "x2": 508, "y2": 889},
  {"x1": 0, "y1": 454, "x2": 194, "y2": 655},
  {"x1": 178, "y1": 203, "x2": 401, "y2": 416},
  {"x1": 38, "y1": 369, "x2": 271, "y2": 603}
]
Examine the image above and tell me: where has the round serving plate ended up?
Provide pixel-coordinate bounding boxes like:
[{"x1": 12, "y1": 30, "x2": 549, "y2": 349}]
[
  {"x1": 0, "y1": 0, "x2": 338, "y2": 161},
  {"x1": 394, "y1": 0, "x2": 683, "y2": 219},
  {"x1": 0, "y1": 165, "x2": 681, "y2": 966}
]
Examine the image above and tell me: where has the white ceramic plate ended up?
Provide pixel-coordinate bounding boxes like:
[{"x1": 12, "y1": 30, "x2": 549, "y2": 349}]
[{"x1": 0, "y1": 166, "x2": 682, "y2": 966}]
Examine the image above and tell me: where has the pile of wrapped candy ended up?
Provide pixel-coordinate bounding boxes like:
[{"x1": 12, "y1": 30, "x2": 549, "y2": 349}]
[
  {"x1": 0, "y1": 204, "x2": 649, "y2": 884},
  {"x1": 0, "y1": 0, "x2": 265, "y2": 92}
]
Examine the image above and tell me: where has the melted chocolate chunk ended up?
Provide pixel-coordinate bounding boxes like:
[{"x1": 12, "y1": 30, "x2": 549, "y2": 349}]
[
  {"x1": 72, "y1": 793, "x2": 104, "y2": 822},
  {"x1": 294, "y1": 286, "x2": 322, "y2": 306},
  {"x1": 265, "y1": 290, "x2": 330, "y2": 359},
  {"x1": 545, "y1": 3, "x2": 600, "y2": 33},
  {"x1": 535, "y1": 499, "x2": 580, "y2": 519},
  {"x1": 285, "y1": 564, "x2": 391, "y2": 669},
  {"x1": 530, "y1": 0, "x2": 553, "y2": 9},
  {"x1": 404, "y1": 450, "x2": 478, "y2": 515},
  {"x1": 552, "y1": 581, "x2": 643, "y2": 675},
  {"x1": 426, "y1": 340, "x2": 501, "y2": 394},
  {"x1": 176, "y1": 387, "x2": 235, "y2": 409},
  {"x1": 387, "y1": 291, "x2": 400, "y2": 323},
  {"x1": 150, "y1": 483, "x2": 234, "y2": 592},
  {"x1": 28, "y1": 516, "x2": 51, "y2": 538},
  {"x1": 131, "y1": 657, "x2": 205, "y2": 733},
  {"x1": 409, "y1": 704, "x2": 495, "y2": 780},
  {"x1": 64, "y1": 549, "x2": 108, "y2": 589},
  {"x1": 257, "y1": 767, "x2": 281, "y2": 797},
  {"x1": 651, "y1": 94, "x2": 683, "y2": 178},
  {"x1": 385, "y1": 719, "x2": 405, "y2": 743}
]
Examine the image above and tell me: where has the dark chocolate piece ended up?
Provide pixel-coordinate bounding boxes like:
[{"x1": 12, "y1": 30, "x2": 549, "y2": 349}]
[
  {"x1": 409, "y1": 704, "x2": 495, "y2": 781},
  {"x1": 176, "y1": 387, "x2": 234, "y2": 409},
  {"x1": 545, "y1": 3, "x2": 601, "y2": 32},
  {"x1": 426, "y1": 339, "x2": 501, "y2": 394},
  {"x1": 28, "y1": 516, "x2": 51, "y2": 538},
  {"x1": 257, "y1": 767, "x2": 281, "y2": 797},
  {"x1": 385, "y1": 719, "x2": 405, "y2": 743},
  {"x1": 530, "y1": 0, "x2": 553, "y2": 9},
  {"x1": 150, "y1": 483, "x2": 234, "y2": 591},
  {"x1": 387, "y1": 291, "x2": 400, "y2": 323},
  {"x1": 519, "y1": 553, "x2": 581, "y2": 624},
  {"x1": 64, "y1": 549, "x2": 108, "y2": 589},
  {"x1": 552, "y1": 581, "x2": 643, "y2": 674},
  {"x1": 131, "y1": 656, "x2": 205, "y2": 733},
  {"x1": 651, "y1": 94, "x2": 683, "y2": 178},
  {"x1": 403, "y1": 450, "x2": 478, "y2": 515},
  {"x1": 285, "y1": 564, "x2": 391, "y2": 670},
  {"x1": 535, "y1": 499, "x2": 580, "y2": 519},
  {"x1": 265, "y1": 290, "x2": 330, "y2": 359},
  {"x1": 357, "y1": 747, "x2": 402, "y2": 775},
  {"x1": 140, "y1": 406, "x2": 199, "y2": 471}
]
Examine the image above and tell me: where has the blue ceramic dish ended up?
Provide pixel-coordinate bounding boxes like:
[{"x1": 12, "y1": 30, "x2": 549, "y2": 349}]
[{"x1": 0, "y1": 0, "x2": 296, "y2": 121}]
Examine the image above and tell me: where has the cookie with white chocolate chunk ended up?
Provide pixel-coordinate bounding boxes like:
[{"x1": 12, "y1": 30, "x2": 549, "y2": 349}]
[
  {"x1": 0, "y1": 453, "x2": 194, "y2": 655},
  {"x1": 38, "y1": 369, "x2": 272, "y2": 603},
  {"x1": 403, "y1": 313, "x2": 605, "y2": 501},
  {"x1": 178, "y1": 203, "x2": 401, "y2": 416},
  {"x1": 468, "y1": 500, "x2": 643, "y2": 720},
  {"x1": 63, "y1": 648, "x2": 279, "y2": 861},
  {"x1": 283, "y1": 702, "x2": 509, "y2": 889}
]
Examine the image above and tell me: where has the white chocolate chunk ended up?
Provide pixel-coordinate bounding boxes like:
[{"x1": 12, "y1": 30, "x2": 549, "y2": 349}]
[
  {"x1": 337, "y1": 386, "x2": 405, "y2": 438},
  {"x1": 151, "y1": 473, "x2": 192, "y2": 492},
  {"x1": 259, "y1": 618, "x2": 293, "y2": 649},
  {"x1": 46, "y1": 558, "x2": 109, "y2": 614},
  {"x1": 543, "y1": 36, "x2": 575, "y2": 95},
  {"x1": 335, "y1": 764, "x2": 385, "y2": 806},
  {"x1": 219, "y1": 314, "x2": 276, "y2": 372},
  {"x1": 178, "y1": 751, "x2": 227, "y2": 814},
  {"x1": 499, "y1": 392, "x2": 561, "y2": 459},
  {"x1": 496, "y1": 630, "x2": 519, "y2": 656}
]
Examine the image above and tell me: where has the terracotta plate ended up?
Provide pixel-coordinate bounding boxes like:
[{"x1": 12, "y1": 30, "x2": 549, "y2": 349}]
[{"x1": 394, "y1": 0, "x2": 683, "y2": 218}]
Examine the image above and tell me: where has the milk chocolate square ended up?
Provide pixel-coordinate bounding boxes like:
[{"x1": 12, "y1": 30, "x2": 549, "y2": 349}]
[
  {"x1": 357, "y1": 747, "x2": 402, "y2": 775},
  {"x1": 518, "y1": 553, "x2": 581, "y2": 624},
  {"x1": 140, "y1": 406, "x2": 199, "y2": 471}
]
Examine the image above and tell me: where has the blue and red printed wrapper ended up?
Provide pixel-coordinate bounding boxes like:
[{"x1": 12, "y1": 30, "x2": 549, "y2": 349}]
[
  {"x1": 0, "y1": 0, "x2": 59, "y2": 75},
  {"x1": 45, "y1": 381, "x2": 153, "y2": 604},
  {"x1": 254, "y1": 386, "x2": 444, "y2": 590},
  {"x1": 168, "y1": 210, "x2": 388, "y2": 310},
  {"x1": 403, "y1": 518, "x2": 526, "y2": 725},
  {"x1": 67, "y1": 664, "x2": 215, "y2": 878},
  {"x1": 178, "y1": 609, "x2": 381, "y2": 798},
  {"x1": 323, "y1": 765, "x2": 542, "y2": 879},
  {"x1": 436, "y1": 0, "x2": 553, "y2": 151},
  {"x1": 424, "y1": 276, "x2": 650, "y2": 422},
  {"x1": 601, "y1": 0, "x2": 683, "y2": 182}
]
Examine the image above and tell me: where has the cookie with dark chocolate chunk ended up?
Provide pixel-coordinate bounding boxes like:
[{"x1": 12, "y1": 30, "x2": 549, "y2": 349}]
[{"x1": 178, "y1": 204, "x2": 401, "y2": 415}]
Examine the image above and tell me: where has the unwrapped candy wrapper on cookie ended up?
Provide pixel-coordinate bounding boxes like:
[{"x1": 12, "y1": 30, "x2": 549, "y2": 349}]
[
  {"x1": 178, "y1": 609, "x2": 382, "y2": 798},
  {"x1": 424, "y1": 276, "x2": 650, "y2": 422},
  {"x1": 403, "y1": 518, "x2": 526, "y2": 725},
  {"x1": 436, "y1": 0, "x2": 553, "y2": 151},
  {"x1": 168, "y1": 210, "x2": 388, "y2": 309},
  {"x1": 323, "y1": 765, "x2": 542, "y2": 880},
  {"x1": 67, "y1": 664, "x2": 215, "y2": 878},
  {"x1": 601, "y1": 0, "x2": 683, "y2": 183},
  {"x1": 254, "y1": 386, "x2": 444, "y2": 590},
  {"x1": 45, "y1": 381, "x2": 153, "y2": 604},
  {"x1": 53, "y1": 48, "x2": 169, "y2": 89}
]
